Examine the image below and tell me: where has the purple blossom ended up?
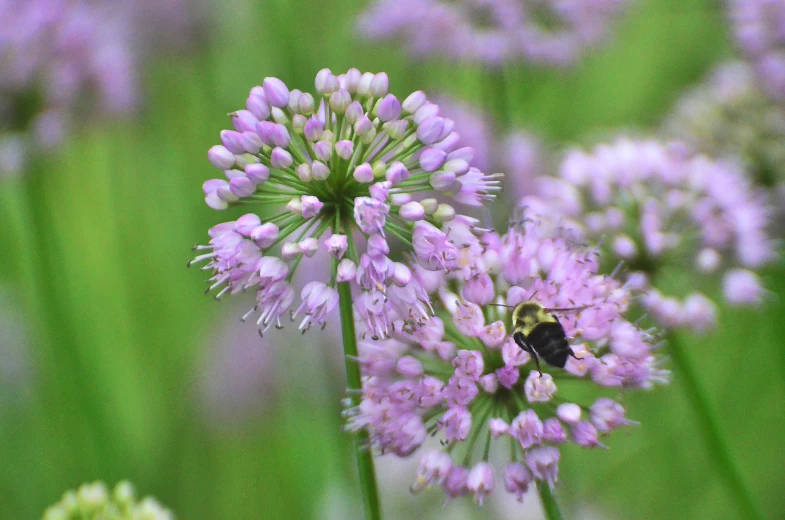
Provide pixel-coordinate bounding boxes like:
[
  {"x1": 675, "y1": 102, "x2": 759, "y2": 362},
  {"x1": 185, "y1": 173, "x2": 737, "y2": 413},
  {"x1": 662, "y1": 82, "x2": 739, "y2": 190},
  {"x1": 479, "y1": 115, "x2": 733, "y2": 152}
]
[
  {"x1": 345, "y1": 220, "x2": 666, "y2": 504},
  {"x1": 521, "y1": 137, "x2": 776, "y2": 331},
  {"x1": 728, "y1": 0, "x2": 785, "y2": 101},
  {"x1": 663, "y1": 61, "x2": 785, "y2": 193},
  {"x1": 357, "y1": 0, "x2": 630, "y2": 67},
  {"x1": 191, "y1": 69, "x2": 498, "y2": 337},
  {"x1": 0, "y1": 0, "x2": 136, "y2": 175}
]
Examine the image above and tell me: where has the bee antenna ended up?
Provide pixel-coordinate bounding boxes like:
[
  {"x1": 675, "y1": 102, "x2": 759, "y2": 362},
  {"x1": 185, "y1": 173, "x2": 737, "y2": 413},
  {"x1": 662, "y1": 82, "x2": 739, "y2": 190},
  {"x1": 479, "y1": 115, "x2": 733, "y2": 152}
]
[{"x1": 487, "y1": 303, "x2": 515, "y2": 308}]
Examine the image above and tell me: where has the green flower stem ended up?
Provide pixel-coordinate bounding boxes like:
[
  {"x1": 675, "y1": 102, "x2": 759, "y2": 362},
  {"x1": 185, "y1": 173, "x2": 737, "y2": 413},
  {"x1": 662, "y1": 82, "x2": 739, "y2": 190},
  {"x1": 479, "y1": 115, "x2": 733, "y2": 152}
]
[
  {"x1": 338, "y1": 282, "x2": 382, "y2": 520},
  {"x1": 668, "y1": 333, "x2": 765, "y2": 520},
  {"x1": 537, "y1": 482, "x2": 564, "y2": 520}
]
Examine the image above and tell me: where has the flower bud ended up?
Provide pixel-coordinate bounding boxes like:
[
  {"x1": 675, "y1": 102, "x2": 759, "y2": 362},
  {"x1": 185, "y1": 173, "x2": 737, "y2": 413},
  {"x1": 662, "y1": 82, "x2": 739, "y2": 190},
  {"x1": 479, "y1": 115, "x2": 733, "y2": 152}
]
[
  {"x1": 304, "y1": 117, "x2": 324, "y2": 141},
  {"x1": 353, "y1": 162, "x2": 374, "y2": 183},
  {"x1": 270, "y1": 147, "x2": 293, "y2": 169},
  {"x1": 311, "y1": 161, "x2": 330, "y2": 180},
  {"x1": 324, "y1": 234, "x2": 348, "y2": 259},
  {"x1": 354, "y1": 115, "x2": 373, "y2": 136},
  {"x1": 399, "y1": 201, "x2": 425, "y2": 221},
  {"x1": 429, "y1": 171, "x2": 457, "y2": 192},
  {"x1": 392, "y1": 262, "x2": 411, "y2": 286},
  {"x1": 345, "y1": 101, "x2": 363, "y2": 123},
  {"x1": 287, "y1": 89, "x2": 302, "y2": 112},
  {"x1": 329, "y1": 89, "x2": 352, "y2": 114},
  {"x1": 246, "y1": 86, "x2": 271, "y2": 120},
  {"x1": 377, "y1": 94, "x2": 402, "y2": 121},
  {"x1": 419, "y1": 148, "x2": 447, "y2": 172},
  {"x1": 370, "y1": 72, "x2": 389, "y2": 96},
  {"x1": 420, "y1": 198, "x2": 438, "y2": 214},
  {"x1": 301, "y1": 195, "x2": 324, "y2": 219},
  {"x1": 337, "y1": 259, "x2": 357, "y2": 282},
  {"x1": 336, "y1": 140, "x2": 354, "y2": 160},
  {"x1": 417, "y1": 117, "x2": 445, "y2": 144},
  {"x1": 229, "y1": 177, "x2": 255, "y2": 198},
  {"x1": 244, "y1": 163, "x2": 269, "y2": 184},
  {"x1": 297, "y1": 92, "x2": 315, "y2": 114},
  {"x1": 313, "y1": 140, "x2": 332, "y2": 161},
  {"x1": 403, "y1": 90, "x2": 427, "y2": 114},
  {"x1": 358, "y1": 72, "x2": 374, "y2": 95},
  {"x1": 397, "y1": 356, "x2": 423, "y2": 378},
  {"x1": 413, "y1": 102, "x2": 439, "y2": 124},
  {"x1": 208, "y1": 145, "x2": 235, "y2": 170},
  {"x1": 345, "y1": 68, "x2": 362, "y2": 93},
  {"x1": 282, "y1": 242, "x2": 302, "y2": 261},
  {"x1": 296, "y1": 163, "x2": 312, "y2": 182},
  {"x1": 250, "y1": 223, "x2": 279, "y2": 248},
  {"x1": 263, "y1": 77, "x2": 289, "y2": 108},
  {"x1": 231, "y1": 110, "x2": 259, "y2": 133},
  {"x1": 299, "y1": 237, "x2": 319, "y2": 257},
  {"x1": 385, "y1": 119, "x2": 408, "y2": 140},
  {"x1": 385, "y1": 161, "x2": 409, "y2": 184},
  {"x1": 433, "y1": 203, "x2": 456, "y2": 222}
]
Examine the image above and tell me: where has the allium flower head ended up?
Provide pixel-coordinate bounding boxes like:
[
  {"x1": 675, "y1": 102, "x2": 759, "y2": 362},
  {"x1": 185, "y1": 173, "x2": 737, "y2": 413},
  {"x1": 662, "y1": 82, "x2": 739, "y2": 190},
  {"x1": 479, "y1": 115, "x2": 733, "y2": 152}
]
[
  {"x1": 42, "y1": 481, "x2": 172, "y2": 520},
  {"x1": 357, "y1": 0, "x2": 630, "y2": 67},
  {"x1": 520, "y1": 137, "x2": 776, "y2": 331},
  {"x1": 0, "y1": 0, "x2": 136, "y2": 176},
  {"x1": 345, "y1": 218, "x2": 664, "y2": 505},
  {"x1": 729, "y1": 0, "x2": 785, "y2": 101},
  {"x1": 663, "y1": 61, "x2": 785, "y2": 191},
  {"x1": 190, "y1": 69, "x2": 500, "y2": 336}
]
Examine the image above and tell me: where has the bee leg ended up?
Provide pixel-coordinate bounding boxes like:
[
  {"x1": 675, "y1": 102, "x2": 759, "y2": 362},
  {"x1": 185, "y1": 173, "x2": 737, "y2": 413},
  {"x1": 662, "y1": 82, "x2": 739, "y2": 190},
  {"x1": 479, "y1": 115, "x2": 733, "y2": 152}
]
[
  {"x1": 531, "y1": 351, "x2": 543, "y2": 376},
  {"x1": 568, "y1": 351, "x2": 583, "y2": 361}
]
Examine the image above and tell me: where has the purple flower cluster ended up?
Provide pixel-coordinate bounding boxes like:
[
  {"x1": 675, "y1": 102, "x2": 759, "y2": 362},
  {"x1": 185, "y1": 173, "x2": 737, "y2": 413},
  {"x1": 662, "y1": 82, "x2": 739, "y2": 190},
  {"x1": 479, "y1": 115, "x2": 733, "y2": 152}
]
[
  {"x1": 345, "y1": 218, "x2": 666, "y2": 505},
  {"x1": 191, "y1": 69, "x2": 500, "y2": 336},
  {"x1": 357, "y1": 0, "x2": 629, "y2": 67},
  {"x1": 729, "y1": 0, "x2": 785, "y2": 101},
  {"x1": 0, "y1": 0, "x2": 136, "y2": 175},
  {"x1": 663, "y1": 61, "x2": 785, "y2": 190},
  {"x1": 521, "y1": 137, "x2": 774, "y2": 331}
]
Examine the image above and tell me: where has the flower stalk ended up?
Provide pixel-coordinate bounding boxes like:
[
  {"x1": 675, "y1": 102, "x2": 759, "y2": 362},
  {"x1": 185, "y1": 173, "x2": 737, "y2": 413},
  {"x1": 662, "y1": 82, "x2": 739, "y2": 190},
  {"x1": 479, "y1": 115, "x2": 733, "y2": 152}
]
[
  {"x1": 667, "y1": 333, "x2": 765, "y2": 520},
  {"x1": 338, "y1": 281, "x2": 382, "y2": 520},
  {"x1": 537, "y1": 482, "x2": 564, "y2": 520}
]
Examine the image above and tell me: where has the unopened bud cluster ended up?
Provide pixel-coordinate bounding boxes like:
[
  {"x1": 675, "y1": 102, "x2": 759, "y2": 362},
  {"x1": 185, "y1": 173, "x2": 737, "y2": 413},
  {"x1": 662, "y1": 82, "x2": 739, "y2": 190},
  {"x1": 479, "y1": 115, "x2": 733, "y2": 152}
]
[{"x1": 42, "y1": 481, "x2": 172, "y2": 520}]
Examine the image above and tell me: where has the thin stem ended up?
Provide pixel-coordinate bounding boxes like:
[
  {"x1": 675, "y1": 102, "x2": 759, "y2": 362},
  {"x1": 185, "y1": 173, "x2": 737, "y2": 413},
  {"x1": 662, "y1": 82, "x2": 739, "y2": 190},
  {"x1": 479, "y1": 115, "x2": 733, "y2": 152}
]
[
  {"x1": 338, "y1": 283, "x2": 382, "y2": 520},
  {"x1": 668, "y1": 333, "x2": 765, "y2": 520},
  {"x1": 537, "y1": 482, "x2": 564, "y2": 520}
]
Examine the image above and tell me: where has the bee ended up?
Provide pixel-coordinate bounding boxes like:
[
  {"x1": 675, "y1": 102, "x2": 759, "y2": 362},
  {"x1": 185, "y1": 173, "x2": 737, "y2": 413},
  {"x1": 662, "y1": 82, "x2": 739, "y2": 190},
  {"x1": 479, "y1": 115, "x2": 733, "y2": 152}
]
[{"x1": 496, "y1": 302, "x2": 585, "y2": 374}]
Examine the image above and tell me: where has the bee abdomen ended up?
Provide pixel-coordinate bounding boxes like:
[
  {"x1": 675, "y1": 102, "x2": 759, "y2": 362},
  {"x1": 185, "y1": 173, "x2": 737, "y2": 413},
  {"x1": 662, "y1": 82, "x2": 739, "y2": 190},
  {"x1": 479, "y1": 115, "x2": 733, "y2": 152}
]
[{"x1": 526, "y1": 322, "x2": 572, "y2": 368}]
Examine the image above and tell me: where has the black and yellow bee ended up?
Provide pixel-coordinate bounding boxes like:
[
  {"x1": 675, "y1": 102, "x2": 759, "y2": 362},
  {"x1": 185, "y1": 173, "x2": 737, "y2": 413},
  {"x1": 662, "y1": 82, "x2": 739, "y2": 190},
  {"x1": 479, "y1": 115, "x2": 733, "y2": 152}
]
[{"x1": 507, "y1": 302, "x2": 585, "y2": 374}]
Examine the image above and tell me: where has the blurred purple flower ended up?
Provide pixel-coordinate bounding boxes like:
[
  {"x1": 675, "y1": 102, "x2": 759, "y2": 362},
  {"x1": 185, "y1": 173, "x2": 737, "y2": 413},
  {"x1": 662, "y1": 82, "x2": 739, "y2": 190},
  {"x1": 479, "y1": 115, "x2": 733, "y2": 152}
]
[
  {"x1": 729, "y1": 0, "x2": 785, "y2": 101},
  {"x1": 0, "y1": 0, "x2": 206, "y2": 177},
  {"x1": 357, "y1": 0, "x2": 630, "y2": 67},
  {"x1": 663, "y1": 61, "x2": 785, "y2": 191},
  {"x1": 521, "y1": 137, "x2": 776, "y2": 331},
  {"x1": 345, "y1": 218, "x2": 664, "y2": 504}
]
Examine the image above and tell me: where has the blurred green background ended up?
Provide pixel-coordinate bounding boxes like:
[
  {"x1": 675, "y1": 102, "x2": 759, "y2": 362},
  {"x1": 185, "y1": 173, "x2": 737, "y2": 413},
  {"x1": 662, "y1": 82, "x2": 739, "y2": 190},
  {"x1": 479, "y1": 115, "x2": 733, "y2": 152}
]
[{"x1": 1, "y1": 0, "x2": 784, "y2": 518}]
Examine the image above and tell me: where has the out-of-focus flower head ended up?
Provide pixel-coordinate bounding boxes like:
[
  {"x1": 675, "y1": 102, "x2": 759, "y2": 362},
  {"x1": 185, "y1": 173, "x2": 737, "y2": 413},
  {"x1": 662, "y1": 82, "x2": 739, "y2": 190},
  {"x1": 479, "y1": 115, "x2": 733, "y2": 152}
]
[
  {"x1": 357, "y1": 0, "x2": 630, "y2": 67},
  {"x1": 728, "y1": 0, "x2": 785, "y2": 102},
  {"x1": 521, "y1": 137, "x2": 775, "y2": 331},
  {"x1": 663, "y1": 61, "x2": 785, "y2": 191},
  {"x1": 501, "y1": 130, "x2": 548, "y2": 204},
  {"x1": 42, "y1": 481, "x2": 173, "y2": 520},
  {"x1": 190, "y1": 69, "x2": 501, "y2": 338},
  {"x1": 345, "y1": 217, "x2": 666, "y2": 505},
  {"x1": 0, "y1": 0, "x2": 135, "y2": 176}
]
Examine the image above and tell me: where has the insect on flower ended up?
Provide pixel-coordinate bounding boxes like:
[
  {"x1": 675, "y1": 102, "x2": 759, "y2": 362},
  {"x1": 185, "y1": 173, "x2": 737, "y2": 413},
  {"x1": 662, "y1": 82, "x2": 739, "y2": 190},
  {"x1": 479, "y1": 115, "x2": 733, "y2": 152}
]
[{"x1": 491, "y1": 302, "x2": 587, "y2": 373}]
